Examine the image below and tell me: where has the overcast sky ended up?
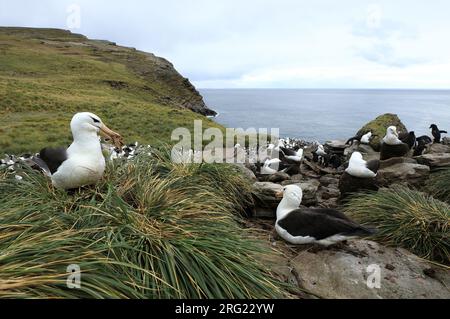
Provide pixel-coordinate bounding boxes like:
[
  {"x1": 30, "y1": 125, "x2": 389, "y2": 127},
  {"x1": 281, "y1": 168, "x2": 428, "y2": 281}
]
[{"x1": 1, "y1": 0, "x2": 450, "y2": 88}]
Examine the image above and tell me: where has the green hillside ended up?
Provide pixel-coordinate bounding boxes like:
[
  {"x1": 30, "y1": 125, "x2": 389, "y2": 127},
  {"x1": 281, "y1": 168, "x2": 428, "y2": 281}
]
[{"x1": 0, "y1": 27, "x2": 221, "y2": 154}]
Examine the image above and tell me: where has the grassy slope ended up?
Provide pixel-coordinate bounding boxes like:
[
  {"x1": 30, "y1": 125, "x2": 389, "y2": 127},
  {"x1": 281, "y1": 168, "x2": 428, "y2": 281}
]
[{"x1": 0, "y1": 27, "x2": 222, "y2": 154}]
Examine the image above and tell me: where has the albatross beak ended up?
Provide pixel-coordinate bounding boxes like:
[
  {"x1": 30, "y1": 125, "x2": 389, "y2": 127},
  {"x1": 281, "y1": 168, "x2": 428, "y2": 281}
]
[
  {"x1": 99, "y1": 124, "x2": 124, "y2": 148},
  {"x1": 275, "y1": 191, "x2": 284, "y2": 199}
]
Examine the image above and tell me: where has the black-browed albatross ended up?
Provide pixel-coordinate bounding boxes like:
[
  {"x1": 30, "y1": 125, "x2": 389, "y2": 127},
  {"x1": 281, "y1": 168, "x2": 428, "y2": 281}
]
[
  {"x1": 275, "y1": 185, "x2": 373, "y2": 246},
  {"x1": 380, "y1": 126, "x2": 410, "y2": 160},
  {"x1": 338, "y1": 151, "x2": 379, "y2": 197},
  {"x1": 36, "y1": 112, "x2": 123, "y2": 190}
]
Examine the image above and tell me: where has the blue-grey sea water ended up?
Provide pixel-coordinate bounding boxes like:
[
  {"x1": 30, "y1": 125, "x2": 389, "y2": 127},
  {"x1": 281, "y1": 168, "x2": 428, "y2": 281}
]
[{"x1": 200, "y1": 89, "x2": 450, "y2": 142}]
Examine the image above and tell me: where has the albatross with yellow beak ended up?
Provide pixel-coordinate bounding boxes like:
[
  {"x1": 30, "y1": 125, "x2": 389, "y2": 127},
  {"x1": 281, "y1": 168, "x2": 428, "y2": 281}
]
[
  {"x1": 36, "y1": 112, "x2": 123, "y2": 190},
  {"x1": 380, "y1": 126, "x2": 410, "y2": 160}
]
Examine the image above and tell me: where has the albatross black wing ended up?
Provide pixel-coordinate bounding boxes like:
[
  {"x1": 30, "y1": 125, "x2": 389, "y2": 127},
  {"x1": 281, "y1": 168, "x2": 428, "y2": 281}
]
[
  {"x1": 366, "y1": 159, "x2": 380, "y2": 174},
  {"x1": 39, "y1": 147, "x2": 68, "y2": 174},
  {"x1": 279, "y1": 147, "x2": 297, "y2": 157},
  {"x1": 277, "y1": 208, "x2": 374, "y2": 240},
  {"x1": 440, "y1": 130, "x2": 448, "y2": 134},
  {"x1": 399, "y1": 132, "x2": 416, "y2": 149},
  {"x1": 380, "y1": 142, "x2": 410, "y2": 160}
]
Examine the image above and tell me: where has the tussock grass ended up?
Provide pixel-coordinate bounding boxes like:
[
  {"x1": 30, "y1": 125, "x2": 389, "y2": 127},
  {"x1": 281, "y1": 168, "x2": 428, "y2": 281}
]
[
  {"x1": 426, "y1": 167, "x2": 450, "y2": 204},
  {"x1": 0, "y1": 151, "x2": 286, "y2": 298},
  {"x1": 344, "y1": 186, "x2": 450, "y2": 264}
]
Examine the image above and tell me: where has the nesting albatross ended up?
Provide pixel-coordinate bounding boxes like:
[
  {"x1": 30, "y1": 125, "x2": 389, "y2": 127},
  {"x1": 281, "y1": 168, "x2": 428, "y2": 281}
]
[
  {"x1": 36, "y1": 112, "x2": 123, "y2": 190},
  {"x1": 339, "y1": 152, "x2": 379, "y2": 197},
  {"x1": 275, "y1": 185, "x2": 374, "y2": 246},
  {"x1": 380, "y1": 126, "x2": 410, "y2": 160}
]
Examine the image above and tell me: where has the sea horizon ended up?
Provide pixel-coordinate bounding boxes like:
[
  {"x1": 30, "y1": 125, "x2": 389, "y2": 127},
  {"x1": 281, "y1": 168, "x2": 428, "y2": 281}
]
[{"x1": 200, "y1": 88, "x2": 450, "y2": 143}]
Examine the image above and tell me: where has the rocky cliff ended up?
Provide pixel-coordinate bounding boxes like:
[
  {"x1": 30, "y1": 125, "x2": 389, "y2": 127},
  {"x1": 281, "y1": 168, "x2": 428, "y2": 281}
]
[{"x1": 0, "y1": 27, "x2": 219, "y2": 153}]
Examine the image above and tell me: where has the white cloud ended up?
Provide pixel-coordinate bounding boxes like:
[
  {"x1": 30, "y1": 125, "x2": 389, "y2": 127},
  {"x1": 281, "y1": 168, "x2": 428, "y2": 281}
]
[
  {"x1": 1, "y1": 0, "x2": 450, "y2": 88},
  {"x1": 215, "y1": 62, "x2": 450, "y2": 89}
]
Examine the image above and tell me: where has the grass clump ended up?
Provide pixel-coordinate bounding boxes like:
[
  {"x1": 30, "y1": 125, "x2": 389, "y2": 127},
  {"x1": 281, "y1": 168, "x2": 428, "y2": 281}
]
[
  {"x1": 344, "y1": 186, "x2": 450, "y2": 264},
  {"x1": 0, "y1": 150, "x2": 286, "y2": 298},
  {"x1": 426, "y1": 167, "x2": 450, "y2": 204}
]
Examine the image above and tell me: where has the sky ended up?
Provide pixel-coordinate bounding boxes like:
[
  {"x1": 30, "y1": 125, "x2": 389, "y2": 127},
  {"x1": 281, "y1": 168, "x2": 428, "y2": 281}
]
[{"x1": 1, "y1": 0, "x2": 450, "y2": 89}]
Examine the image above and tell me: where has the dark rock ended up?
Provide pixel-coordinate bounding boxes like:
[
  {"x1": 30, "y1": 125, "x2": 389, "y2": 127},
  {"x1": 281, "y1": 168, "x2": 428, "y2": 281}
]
[
  {"x1": 254, "y1": 207, "x2": 276, "y2": 219},
  {"x1": 295, "y1": 180, "x2": 320, "y2": 205},
  {"x1": 416, "y1": 153, "x2": 450, "y2": 169},
  {"x1": 290, "y1": 174, "x2": 303, "y2": 182},
  {"x1": 325, "y1": 140, "x2": 348, "y2": 150},
  {"x1": 319, "y1": 186, "x2": 340, "y2": 200},
  {"x1": 234, "y1": 164, "x2": 257, "y2": 182},
  {"x1": 423, "y1": 268, "x2": 436, "y2": 279},
  {"x1": 379, "y1": 157, "x2": 417, "y2": 169},
  {"x1": 376, "y1": 162, "x2": 430, "y2": 187},
  {"x1": 424, "y1": 143, "x2": 450, "y2": 154},
  {"x1": 339, "y1": 172, "x2": 378, "y2": 198},
  {"x1": 103, "y1": 80, "x2": 129, "y2": 89},
  {"x1": 442, "y1": 137, "x2": 450, "y2": 146},
  {"x1": 267, "y1": 172, "x2": 291, "y2": 183},
  {"x1": 318, "y1": 197, "x2": 339, "y2": 209},
  {"x1": 288, "y1": 240, "x2": 450, "y2": 299},
  {"x1": 319, "y1": 175, "x2": 339, "y2": 187},
  {"x1": 252, "y1": 182, "x2": 284, "y2": 209},
  {"x1": 385, "y1": 264, "x2": 396, "y2": 271},
  {"x1": 344, "y1": 143, "x2": 380, "y2": 162}
]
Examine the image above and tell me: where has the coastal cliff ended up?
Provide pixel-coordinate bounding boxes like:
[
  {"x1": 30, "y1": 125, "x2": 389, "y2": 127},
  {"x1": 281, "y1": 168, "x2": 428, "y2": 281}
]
[{"x1": 0, "y1": 27, "x2": 219, "y2": 153}]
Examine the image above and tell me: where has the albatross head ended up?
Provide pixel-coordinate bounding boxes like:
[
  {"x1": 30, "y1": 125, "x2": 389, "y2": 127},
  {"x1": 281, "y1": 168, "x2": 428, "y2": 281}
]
[
  {"x1": 71, "y1": 112, "x2": 123, "y2": 148},
  {"x1": 348, "y1": 151, "x2": 365, "y2": 165},
  {"x1": 347, "y1": 151, "x2": 367, "y2": 171},
  {"x1": 275, "y1": 185, "x2": 303, "y2": 220},
  {"x1": 387, "y1": 126, "x2": 398, "y2": 137},
  {"x1": 383, "y1": 126, "x2": 402, "y2": 145}
]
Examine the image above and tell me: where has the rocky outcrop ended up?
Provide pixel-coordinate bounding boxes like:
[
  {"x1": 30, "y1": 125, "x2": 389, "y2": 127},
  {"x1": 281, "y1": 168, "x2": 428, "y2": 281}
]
[
  {"x1": 253, "y1": 182, "x2": 283, "y2": 207},
  {"x1": 263, "y1": 172, "x2": 291, "y2": 183},
  {"x1": 252, "y1": 180, "x2": 320, "y2": 218},
  {"x1": 416, "y1": 153, "x2": 450, "y2": 169},
  {"x1": 424, "y1": 143, "x2": 450, "y2": 154},
  {"x1": 443, "y1": 137, "x2": 450, "y2": 145},
  {"x1": 356, "y1": 114, "x2": 408, "y2": 151},
  {"x1": 234, "y1": 164, "x2": 257, "y2": 182},
  {"x1": 376, "y1": 158, "x2": 430, "y2": 187},
  {"x1": 325, "y1": 140, "x2": 348, "y2": 154},
  {"x1": 344, "y1": 143, "x2": 380, "y2": 162},
  {"x1": 286, "y1": 240, "x2": 450, "y2": 299}
]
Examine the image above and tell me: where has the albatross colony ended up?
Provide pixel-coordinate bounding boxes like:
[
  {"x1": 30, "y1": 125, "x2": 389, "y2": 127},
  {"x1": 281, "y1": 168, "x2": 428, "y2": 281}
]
[{"x1": 34, "y1": 112, "x2": 123, "y2": 190}]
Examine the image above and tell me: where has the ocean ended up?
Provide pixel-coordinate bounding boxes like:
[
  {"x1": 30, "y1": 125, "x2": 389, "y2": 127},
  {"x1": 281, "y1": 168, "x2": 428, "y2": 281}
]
[{"x1": 200, "y1": 89, "x2": 450, "y2": 142}]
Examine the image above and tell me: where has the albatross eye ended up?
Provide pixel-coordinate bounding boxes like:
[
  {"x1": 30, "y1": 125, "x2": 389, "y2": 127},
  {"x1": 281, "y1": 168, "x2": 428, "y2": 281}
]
[{"x1": 91, "y1": 117, "x2": 100, "y2": 124}]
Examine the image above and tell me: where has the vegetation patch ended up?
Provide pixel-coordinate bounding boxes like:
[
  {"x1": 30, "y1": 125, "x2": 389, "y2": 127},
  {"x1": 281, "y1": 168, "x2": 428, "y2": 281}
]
[
  {"x1": 344, "y1": 186, "x2": 450, "y2": 264},
  {"x1": 0, "y1": 27, "x2": 222, "y2": 154},
  {"x1": 0, "y1": 150, "x2": 287, "y2": 298},
  {"x1": 426, "y1": 167, "x2": 450, "y2": 204}
]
